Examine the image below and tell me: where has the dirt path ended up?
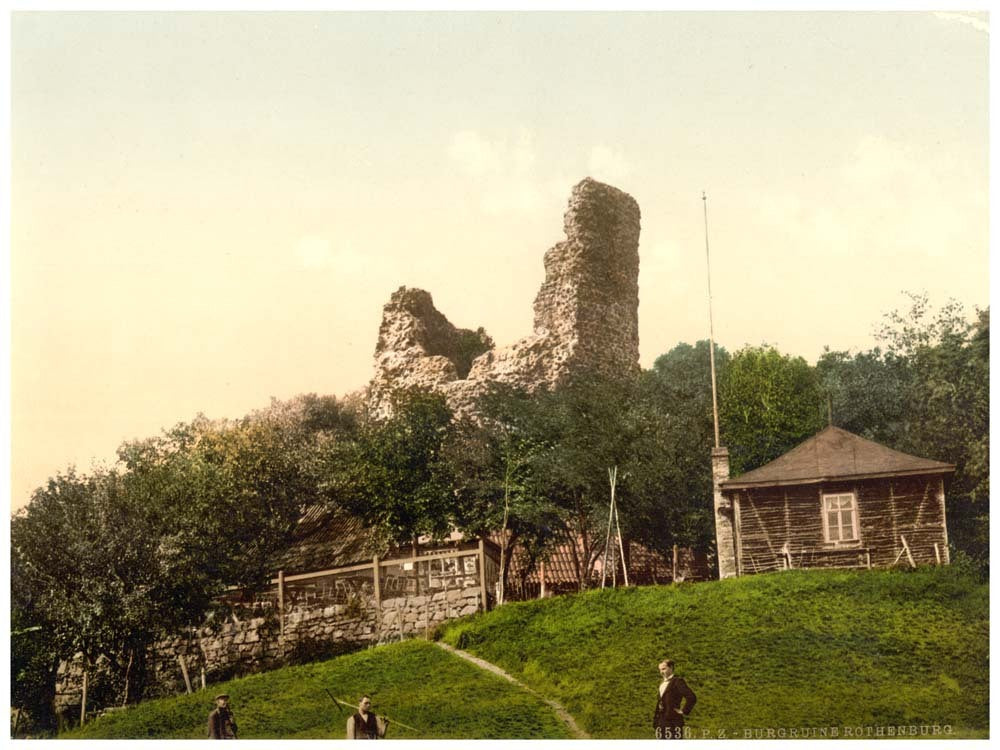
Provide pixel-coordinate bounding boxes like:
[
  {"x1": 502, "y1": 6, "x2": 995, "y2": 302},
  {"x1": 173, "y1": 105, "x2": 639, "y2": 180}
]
[{"x1": 434, "y1": 641, "x2": 590, "y2": 739}]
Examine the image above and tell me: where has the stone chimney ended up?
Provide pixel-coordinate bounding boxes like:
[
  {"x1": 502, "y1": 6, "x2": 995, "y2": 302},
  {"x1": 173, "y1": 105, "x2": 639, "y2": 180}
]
[{"x1": 712, "y1": 446, "x2": 737, "y2": 578}]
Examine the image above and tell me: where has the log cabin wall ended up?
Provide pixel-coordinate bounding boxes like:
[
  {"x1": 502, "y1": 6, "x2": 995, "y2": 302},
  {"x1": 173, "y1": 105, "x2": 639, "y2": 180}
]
[{"x1": 729, "y1": 474, "x2": 949, "y2": 576}]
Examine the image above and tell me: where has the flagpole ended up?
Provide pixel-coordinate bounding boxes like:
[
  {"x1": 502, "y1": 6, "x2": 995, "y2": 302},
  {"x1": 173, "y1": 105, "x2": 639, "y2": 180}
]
[{"x1": 702, "y1": 191, "x2": 721, "y2": 450}]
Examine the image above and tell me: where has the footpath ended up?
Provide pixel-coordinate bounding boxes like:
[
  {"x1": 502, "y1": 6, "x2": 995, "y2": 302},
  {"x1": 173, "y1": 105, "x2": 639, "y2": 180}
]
[{"x1": 434, "y1": 641, "x2": 590, "y2": 739}]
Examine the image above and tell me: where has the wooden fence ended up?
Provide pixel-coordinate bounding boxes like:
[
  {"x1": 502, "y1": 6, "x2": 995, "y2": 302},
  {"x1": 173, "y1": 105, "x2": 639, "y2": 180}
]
[{"x1": 224, "y1": 539, "x2": 502, "y2": 625}]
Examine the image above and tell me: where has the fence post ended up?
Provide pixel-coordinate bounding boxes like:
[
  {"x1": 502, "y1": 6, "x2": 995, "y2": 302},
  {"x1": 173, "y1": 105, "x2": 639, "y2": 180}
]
[
  {"x1": 178, "y1": 654, "x2": 193, "y2": 694},
  {"x1": 478, "y1": 538, "x2": 487, "y2": 612},
  {"x1": 79, "y1": 664, "x2": 88, "y2": 727},
  {"x1": 277, "y1": 569, "x2": 285, "y2": 637},
  {"x1": 372, "y1": 555, "x2": 382, "y2": 642}
]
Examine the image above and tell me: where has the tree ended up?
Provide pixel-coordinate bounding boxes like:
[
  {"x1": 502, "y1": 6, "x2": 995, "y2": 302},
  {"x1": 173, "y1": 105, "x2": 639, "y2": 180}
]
[
  {"x1": 447, "y1": 385, "x2": 563, "y2": 601},
  {"x1": 477, "y1": 374, "x2": 707, "y2": 590},
  {"x1": 718, "y1": 345, "x2": 826, "y2": 474},
  {"x1": 876, "y1": 294, "x2": 989, "y2": 571},
  {"x1": 326, "y1": 388, "x2": 459, "y2": 552},
  {"x1": 815, "y1": 346, "x2": 910, "y2": 446},
  {"x1": 11, "y1": 392, "x2": 359, "y2": 722},
  {"x1": 647, "y1": 341, "x2": 730, "y2": 551},
  {"x1": 12, "y1": 467, "x2": 195, "y2": 712}
]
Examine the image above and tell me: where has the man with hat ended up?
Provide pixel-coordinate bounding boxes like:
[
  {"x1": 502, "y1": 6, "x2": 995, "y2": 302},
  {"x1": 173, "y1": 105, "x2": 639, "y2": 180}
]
[
  {"x1": 208, "y1": 693, "x2": 238, "y2": 739},
  {"x1": 346, "y1": 695, "x2": 388, "y2": 739}
]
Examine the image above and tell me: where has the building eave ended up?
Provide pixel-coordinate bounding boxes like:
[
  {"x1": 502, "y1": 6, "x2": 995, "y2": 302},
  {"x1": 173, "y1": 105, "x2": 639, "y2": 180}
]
[{"x1": 721, "y1": 465, "x2": 955, "y2": 492}]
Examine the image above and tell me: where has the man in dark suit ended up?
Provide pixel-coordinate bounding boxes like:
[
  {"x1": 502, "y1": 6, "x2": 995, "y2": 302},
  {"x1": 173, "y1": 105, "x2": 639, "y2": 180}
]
[{"x1": 653, "y1": 659, "x2": 696, "y2": 739}]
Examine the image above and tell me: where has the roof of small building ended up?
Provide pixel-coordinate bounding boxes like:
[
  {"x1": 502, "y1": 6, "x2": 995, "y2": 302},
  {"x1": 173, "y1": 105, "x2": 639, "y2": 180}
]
[
  {"x1": 720, "y1": 425, "x2": 955, "y2": 490},
  {"x1": 271, "y1": 505, "x2": 495, "y2": 576},
  {"x1": 270, "y1": 504, "x2": 374, "y2": 576}
]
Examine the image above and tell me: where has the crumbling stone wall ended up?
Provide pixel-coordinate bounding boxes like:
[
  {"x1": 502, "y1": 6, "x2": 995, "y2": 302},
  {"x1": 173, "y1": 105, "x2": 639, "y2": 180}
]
[
  {"x1": 55, "y1": 588, "x2": 482, "y2": 717},
  {"x1": 369, "y1": 177, "x2": 641, "y2": 417}
]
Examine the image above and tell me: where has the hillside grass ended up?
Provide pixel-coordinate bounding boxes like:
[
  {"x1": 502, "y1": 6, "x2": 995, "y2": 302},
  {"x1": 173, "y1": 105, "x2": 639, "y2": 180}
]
[
  {"x1": 60, "y1": 566, "x2": 988, "y2": 740},
  {"x1": 60, "y1": 639, "x2": 572, "y2": 739},
  {"x1": 439, "y1": 566, "x2": 988, "y2": 739}
]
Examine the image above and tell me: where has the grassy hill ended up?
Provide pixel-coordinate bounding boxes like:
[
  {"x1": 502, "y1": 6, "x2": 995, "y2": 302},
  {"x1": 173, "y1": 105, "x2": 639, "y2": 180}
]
[
  {"x1": 439, "y1": 565, "x2": 989, "y2": 739},
  {"x1": 61, "y1": 566, "x2": 987, "y2": 739},
  {"x1": 60, "y1": 639, "x2": 573, "y2": 739}
]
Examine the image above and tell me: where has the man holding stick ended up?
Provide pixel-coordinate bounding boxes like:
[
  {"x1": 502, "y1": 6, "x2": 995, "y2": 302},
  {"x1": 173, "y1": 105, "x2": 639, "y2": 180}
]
[{"x1": 346, "y1": 695, "x2": 388, "y2": 739}]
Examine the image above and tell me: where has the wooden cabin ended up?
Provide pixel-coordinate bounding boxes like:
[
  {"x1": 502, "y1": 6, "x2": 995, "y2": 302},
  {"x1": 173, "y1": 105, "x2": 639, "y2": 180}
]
[{"x1": 714, "y1": 426, "x2": 954, "y2": 576}]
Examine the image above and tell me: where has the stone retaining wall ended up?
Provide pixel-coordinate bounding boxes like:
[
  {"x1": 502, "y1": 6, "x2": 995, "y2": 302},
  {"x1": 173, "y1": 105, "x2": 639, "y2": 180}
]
[{"x1": 55, "y1": 587, "x2": 482, "y2": 718}]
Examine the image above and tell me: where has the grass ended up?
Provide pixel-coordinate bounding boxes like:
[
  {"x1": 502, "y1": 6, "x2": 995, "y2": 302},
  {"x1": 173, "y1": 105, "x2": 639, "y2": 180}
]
[
  {"x1": 60, "y1": 566, "x2": 988, "y2": 740},
  {"x1": 60, "y1": 639, "x2": 573, "y2": 739},
  {"x1": 438, "y1": 566, "x2": 988, "y2": 739}
]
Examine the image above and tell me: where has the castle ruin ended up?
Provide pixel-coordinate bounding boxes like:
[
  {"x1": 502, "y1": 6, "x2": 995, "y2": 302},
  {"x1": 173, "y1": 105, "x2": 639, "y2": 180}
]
[{"x1": 368, "y1": 177, "x2": 641, "y2": 417}]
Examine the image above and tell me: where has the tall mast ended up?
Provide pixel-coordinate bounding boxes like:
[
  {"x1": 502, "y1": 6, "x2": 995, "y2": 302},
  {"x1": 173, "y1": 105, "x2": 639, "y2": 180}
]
[{"x1": 703, "y1": 191, "x2": 721, "y2": 449}]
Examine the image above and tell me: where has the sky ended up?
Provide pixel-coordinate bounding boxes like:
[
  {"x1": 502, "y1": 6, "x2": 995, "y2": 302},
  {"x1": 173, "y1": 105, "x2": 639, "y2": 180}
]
[{"x1": 8, "y1": 10, "x2": 990, "y2": 510}]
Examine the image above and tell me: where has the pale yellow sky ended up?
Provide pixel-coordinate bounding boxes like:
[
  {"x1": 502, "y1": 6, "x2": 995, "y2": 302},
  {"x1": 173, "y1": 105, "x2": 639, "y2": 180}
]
[{"x1": 9, "y1": 11, "x2": 989, "y2": 509}]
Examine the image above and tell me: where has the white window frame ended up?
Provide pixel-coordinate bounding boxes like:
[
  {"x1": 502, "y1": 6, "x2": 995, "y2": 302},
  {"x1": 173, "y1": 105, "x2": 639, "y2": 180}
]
[{"x1": 821, "y1": 492, "x2": 860, "y2": 545}]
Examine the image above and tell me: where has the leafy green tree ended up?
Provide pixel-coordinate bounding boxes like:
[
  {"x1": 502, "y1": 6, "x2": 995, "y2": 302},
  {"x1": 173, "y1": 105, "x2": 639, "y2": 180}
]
[
  {"x1": 876, "y1": 294, "x2": 989, "y2": 571},
  {"x1": 12, "y1": 393, "x2": 358, "y2": 721},
  {"x1": 718, "y1": 345, "x2": 826, "y2": 474},
  {"x1": 326, "y1": 388, "x2": 459, "y2": 552},
  {"x1": 473, "y1": 374, "x2": 708, "y2": 589},
  {"x1": 647, "y1": 341, "x2": 730, "y2": 549},
  {"x1": 12, "y1": 468, "x2": 194, "y2": 712},
  {"x1": 447, "y1": 385, "x2": 564, "y2": 601},
  {"x1": 815, "y1": 347, "x2": 910, "y2": 445}
]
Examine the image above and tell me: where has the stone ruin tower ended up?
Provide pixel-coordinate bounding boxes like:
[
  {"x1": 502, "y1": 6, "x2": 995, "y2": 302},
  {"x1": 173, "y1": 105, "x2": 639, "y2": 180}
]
[{"x1": 368, "y1": 177, "x2": 641, "y2": 418}]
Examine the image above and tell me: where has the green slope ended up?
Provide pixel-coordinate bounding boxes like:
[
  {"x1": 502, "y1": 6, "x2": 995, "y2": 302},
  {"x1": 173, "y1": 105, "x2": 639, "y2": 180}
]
[
  {"x1": 60, "y1": 639, "x2": 573, "y2": 739},
  {"x1": 60, "y1": 566, "x2": 988, "y2": 740},
  {"x1": 439, "y1": 566, "x2": 988, "y2": 739}
]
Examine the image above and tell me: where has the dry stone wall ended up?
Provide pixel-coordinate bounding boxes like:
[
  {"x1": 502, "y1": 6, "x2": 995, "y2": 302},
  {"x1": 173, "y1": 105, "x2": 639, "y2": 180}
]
[
  {"x1": 369, "y1": 177, "x2": 641, "y2": 417},
  {"x1": 55, "y1": 588, "x2": 482, "y2": 718}
]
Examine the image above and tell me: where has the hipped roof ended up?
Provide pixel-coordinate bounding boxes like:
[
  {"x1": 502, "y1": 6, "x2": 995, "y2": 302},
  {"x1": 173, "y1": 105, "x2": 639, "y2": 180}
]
[{"x1": 720, "y1": 425, "x2": 954, "y2": 490}]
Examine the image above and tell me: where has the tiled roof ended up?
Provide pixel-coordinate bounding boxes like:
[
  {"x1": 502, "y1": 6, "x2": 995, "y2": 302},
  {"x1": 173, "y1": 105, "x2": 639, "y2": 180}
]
[
  {"x1": 500, "y1": 531, "x2": 701, "y2": 587},
  {"x1": 721, "y1": 426, "x2": 955, "y2": 490}
]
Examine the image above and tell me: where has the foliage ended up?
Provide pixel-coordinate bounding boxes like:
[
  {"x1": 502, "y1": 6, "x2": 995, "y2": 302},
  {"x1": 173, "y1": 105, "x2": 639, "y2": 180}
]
[
  {"x1": 325, "y1": 388, "x2": 460, "y2": 551},
  {"x1": 816, "y1": 295, "x2": 988, "y2": 571},
  {"x1": 718, "y1": 345, "x2": 826, "y2": 474},
  {"x1": 59, "y1": 639, "x2": 573, "y2": 739},
  {"x1": 815, "y1": 346, "x2": 910, "y2": 445},
  {"x1": 447, "y1": 385, "x2": 568, "y2": 599},
  {"x1": 11, "y1": 393, "x2": 359, "y2": 725},
  {"x1": 452, "y1": 373, "x2": 718, "y2": 590},
  {"x1": 876, "y1": 294, "x2": 989, "y2": 571},
  {"x1": 453, "y1": 326, "x2": 495, "y2": 379},
  {"x1": 440, "y1": 567, "x2": 988, "y2": 738},
  {"x1": 11, "y1": 468, "x2": 174, "y2": 709},
  {"x1": 647, "y1": 341, "x2": 731, "y2": 551}
]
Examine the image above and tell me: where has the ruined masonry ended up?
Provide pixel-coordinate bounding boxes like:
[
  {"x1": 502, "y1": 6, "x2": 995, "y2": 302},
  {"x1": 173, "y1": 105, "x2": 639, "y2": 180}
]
[{"x1": 368, "y1": 177, "x2": 642, "y2": 417}]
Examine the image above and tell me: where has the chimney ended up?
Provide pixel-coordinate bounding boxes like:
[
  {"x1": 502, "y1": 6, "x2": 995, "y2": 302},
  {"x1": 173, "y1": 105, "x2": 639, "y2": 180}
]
[{"x1": 712, "y1": 446, "x2": 737, "y2": 578}]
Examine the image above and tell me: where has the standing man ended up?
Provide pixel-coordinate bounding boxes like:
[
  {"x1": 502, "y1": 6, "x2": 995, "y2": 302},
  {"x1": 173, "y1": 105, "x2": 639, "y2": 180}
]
[
  {"x1": 207, "y1": 693, "x2": 238, "y2": 739},
  {"x1": 653, "y1": 659, "x2": 696, "y2": 740},
  {"x1": 346, "y1": 695, "x2": 388, "y2": 739}
]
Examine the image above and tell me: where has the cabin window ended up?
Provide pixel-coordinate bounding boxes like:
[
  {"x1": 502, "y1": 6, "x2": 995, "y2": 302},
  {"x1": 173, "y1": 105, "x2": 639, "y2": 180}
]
[{"x1": 822, "y1": 493, "x2": 859, "y2": 544}]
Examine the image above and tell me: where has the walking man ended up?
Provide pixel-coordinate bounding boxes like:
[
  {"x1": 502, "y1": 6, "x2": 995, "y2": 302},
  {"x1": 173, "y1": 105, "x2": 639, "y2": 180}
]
[
  {"x1": 346, "y1": 695, "x2": 388, "y2": 739},
  {"x1": 653, "y1": 659, "x2": 696, "y2": 739},
  {"x1": 207, "y1": 693, "x2": 238, "y2": 739}
]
